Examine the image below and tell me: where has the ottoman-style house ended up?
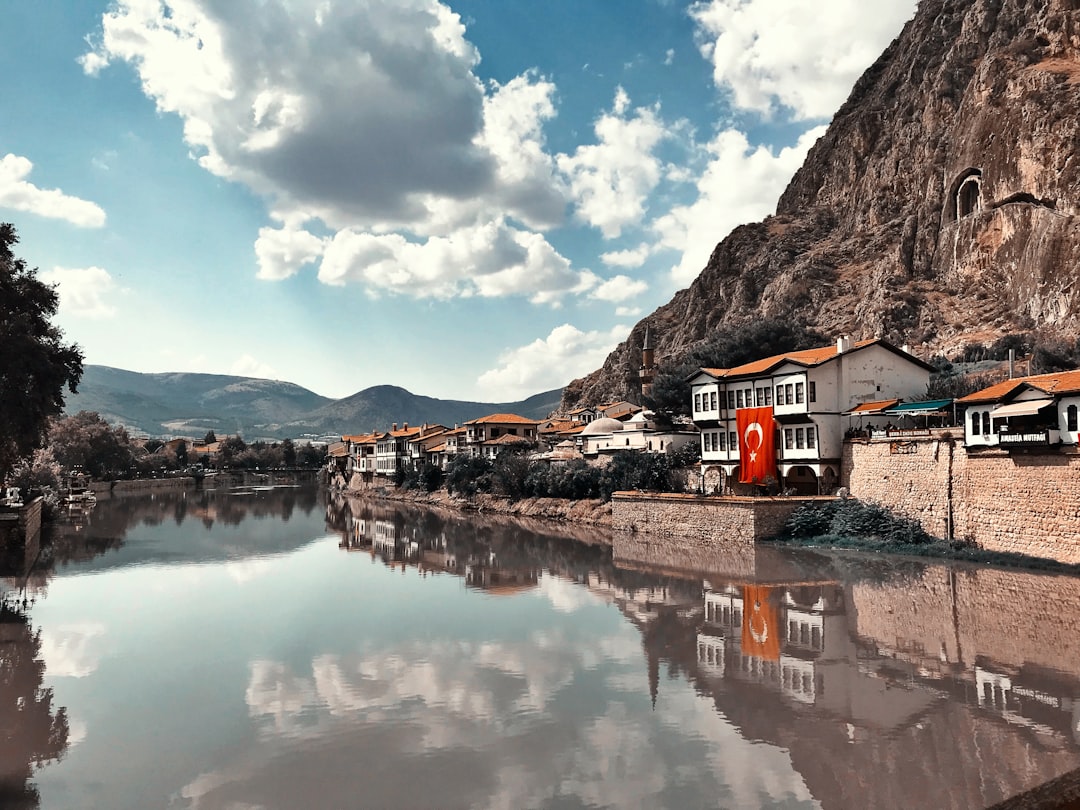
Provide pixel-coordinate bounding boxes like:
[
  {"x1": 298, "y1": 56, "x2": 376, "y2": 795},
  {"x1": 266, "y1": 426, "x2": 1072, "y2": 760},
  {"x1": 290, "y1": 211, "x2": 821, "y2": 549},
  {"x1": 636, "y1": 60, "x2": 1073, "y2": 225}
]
[
  {"x1": 957, "y1": 368, "x2": 1080, "y2": 449},
  {"x1": 689, "y1": 337, "x2": 934, "y2": 494}
]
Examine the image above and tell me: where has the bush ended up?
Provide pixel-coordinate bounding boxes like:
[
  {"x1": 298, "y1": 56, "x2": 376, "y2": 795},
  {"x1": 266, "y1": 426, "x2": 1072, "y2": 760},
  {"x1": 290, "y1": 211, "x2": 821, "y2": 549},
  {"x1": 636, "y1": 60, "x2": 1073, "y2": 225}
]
[{"x1": 778, "y1": 497, "x2": 935, "y2": 546}]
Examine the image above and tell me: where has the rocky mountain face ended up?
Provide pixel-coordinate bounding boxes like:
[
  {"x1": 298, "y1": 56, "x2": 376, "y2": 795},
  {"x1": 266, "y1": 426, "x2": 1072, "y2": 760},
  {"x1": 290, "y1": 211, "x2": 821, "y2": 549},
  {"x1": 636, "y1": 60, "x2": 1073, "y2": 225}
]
[{"x1": 563, "y1": 0, "x2": 1080, "y2": 410}]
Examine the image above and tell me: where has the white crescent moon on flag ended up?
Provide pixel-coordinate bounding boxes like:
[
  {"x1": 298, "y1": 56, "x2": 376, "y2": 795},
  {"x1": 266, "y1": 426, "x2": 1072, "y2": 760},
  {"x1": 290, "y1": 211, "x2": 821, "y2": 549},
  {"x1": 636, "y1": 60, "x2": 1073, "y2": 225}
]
[{"x1": 744, "y1": 422, "x2": 763, "y2": 461}]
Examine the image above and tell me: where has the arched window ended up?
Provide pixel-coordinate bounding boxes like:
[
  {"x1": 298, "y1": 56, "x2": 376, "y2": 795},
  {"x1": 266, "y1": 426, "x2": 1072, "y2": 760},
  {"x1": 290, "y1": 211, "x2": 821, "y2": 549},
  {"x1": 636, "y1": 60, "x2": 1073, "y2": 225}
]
[
  {"x1": 1068, "y1": 404, "x2": 1078, "y2": 432},
  {"x1": 982, "y1": 411, "x2": 991, "y2": 435},
  {"x1": 971, "y1": 412, "x2": 980, "y2": 434},
  {"x1": 957, "y1": 176, "x2": 982, "y2": 218},
  {"x1": 944, "y1": 168, "x2": 983, "y2": 224}
]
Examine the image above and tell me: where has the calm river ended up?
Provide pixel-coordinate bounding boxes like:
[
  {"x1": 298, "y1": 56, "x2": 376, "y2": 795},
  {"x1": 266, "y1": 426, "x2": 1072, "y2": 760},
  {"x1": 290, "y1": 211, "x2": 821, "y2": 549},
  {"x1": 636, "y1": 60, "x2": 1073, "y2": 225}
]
[{"x1": 3, "y1": 484, "x2": 1079, "y2": 809}]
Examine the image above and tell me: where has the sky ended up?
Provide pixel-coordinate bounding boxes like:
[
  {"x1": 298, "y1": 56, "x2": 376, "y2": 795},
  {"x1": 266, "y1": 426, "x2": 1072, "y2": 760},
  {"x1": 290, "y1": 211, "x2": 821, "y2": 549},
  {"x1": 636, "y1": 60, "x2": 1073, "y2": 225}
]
[{"x1": 1, "y1": 0, "x2": 918, "y2": 402}]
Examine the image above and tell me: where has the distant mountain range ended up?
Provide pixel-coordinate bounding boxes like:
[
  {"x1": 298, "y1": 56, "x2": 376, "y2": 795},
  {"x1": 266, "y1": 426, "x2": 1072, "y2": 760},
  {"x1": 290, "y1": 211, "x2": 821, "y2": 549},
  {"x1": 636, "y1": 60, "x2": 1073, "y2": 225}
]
[{"x1": 65, "y1": 365, "x2": 562, "y2": 440}]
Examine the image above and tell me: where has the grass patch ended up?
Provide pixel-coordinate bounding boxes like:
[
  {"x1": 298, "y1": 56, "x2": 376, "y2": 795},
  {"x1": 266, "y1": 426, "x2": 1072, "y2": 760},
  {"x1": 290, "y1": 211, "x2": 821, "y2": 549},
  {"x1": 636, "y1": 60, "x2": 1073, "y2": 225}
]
[{"x1": 766, "y1": 498, "x2": 1080, "y2": 575}]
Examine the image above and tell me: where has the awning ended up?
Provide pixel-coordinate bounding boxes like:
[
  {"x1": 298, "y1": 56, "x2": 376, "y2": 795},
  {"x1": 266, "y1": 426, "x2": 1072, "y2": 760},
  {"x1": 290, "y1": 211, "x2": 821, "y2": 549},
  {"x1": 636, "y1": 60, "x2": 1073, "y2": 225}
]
[
  {"x1": 845, "y1": 399, "x2": 899, "y2": 416},
  {"x1": 991, "y1": 398, "x2": 1054, "y2": 418},
  {"x1": 883, "y1": 398, "x2": 953, "y2": 417}
]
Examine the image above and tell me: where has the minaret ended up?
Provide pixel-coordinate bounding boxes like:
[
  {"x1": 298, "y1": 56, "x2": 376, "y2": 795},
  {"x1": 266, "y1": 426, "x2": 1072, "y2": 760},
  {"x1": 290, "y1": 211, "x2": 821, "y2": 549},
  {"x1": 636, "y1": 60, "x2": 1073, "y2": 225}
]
[{"x1": 639, "y1": 326, "x2": 657, "y2": 398}]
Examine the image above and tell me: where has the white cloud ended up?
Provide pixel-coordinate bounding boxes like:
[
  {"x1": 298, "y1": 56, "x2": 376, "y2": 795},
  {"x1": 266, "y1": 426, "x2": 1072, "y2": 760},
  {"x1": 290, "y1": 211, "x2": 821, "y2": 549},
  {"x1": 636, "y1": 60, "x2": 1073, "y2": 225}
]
[
  {"x1": 0, "y1": 154, "x2": 106, "y2": 228},
  {"x1": 477, "y1": 323, "x2": 631, "y2": 399},
  {"x1": 600, "y1": 244, "x2": 652, "y2": 269},
  {"x1": 591, "y1": 275, "x2": 648, "y2": 303},
  {"x1": 254, "y1": 225, "x2": 326, "y2": 280},
  {"x1": 664, "y1": 48, "x2": 675, "y2": 66},
  {"x1": 38, "y1": 266, "x2": 118, "y2": 318},
  {"x1": 655, "y1": 125, "x2": 826, "y2": 286},
  {"x1": 81, "y1": 1, "x2": 592, "y2": 304},
  {"x1": 556, "y1": 88, "x2": 668, "y2": 238},
  {"x1": 231, "y1": 354, "x2": 280, "y2": 380},
  {"x1": 615, "y1": 306, "x2": 642, "y2": 317},
  {"x1": 39, "y1": 622, "x2": 107, "y2": 678},
  {"x1": 690, "y1": 0, "x2": 917, "y2": 119},
  {"x1": 318, "y1": 220, "x2": 596, "y2": 305}
]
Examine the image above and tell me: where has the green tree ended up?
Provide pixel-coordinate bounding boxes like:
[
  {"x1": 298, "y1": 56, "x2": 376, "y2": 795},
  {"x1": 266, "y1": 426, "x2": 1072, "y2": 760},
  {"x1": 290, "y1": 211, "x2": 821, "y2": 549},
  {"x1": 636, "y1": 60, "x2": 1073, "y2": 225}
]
[
  {"x1": 0, "y1": 224, "x2": 83, "y2": 484},
  {"x1": 48, "y1": 411, "x2": 136, "y2": 479},
  {"x1": 203, "y1": 430, "x2": 217, "y2": 444},
  {"x1": 281, "y1": 438, "x2": 297, "y2": 467},
  {"x1": 175, "y1": 440, "x2": 188, "y2": 466}
]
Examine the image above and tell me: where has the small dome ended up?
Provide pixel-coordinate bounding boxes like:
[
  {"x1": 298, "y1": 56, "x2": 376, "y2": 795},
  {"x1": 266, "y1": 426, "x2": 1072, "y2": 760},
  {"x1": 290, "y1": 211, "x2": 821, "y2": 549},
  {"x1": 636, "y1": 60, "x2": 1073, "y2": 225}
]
[{"x1": 581, "y1": 417, "x2": 625, "y2": 435}]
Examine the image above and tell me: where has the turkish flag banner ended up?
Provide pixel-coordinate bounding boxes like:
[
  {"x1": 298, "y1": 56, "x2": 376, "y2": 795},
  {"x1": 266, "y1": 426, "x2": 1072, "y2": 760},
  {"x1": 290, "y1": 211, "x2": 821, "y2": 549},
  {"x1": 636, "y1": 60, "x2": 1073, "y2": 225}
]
[
  {"x1": 741, "y1": 585, "x2": 780, "y2": 661},
  {"x1": 736, "y1": 406, "x2": 776, "y2": 485}
]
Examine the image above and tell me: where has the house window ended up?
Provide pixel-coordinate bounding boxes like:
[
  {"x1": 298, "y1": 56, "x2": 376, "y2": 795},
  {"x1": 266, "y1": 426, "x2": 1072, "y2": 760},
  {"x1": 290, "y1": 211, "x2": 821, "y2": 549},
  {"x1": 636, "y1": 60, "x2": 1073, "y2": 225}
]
[
  {"x1": 776, "y1": 385, "x2": 785, "y2": 406},
  {"x1": 491, "y1": 428, "x2": 500, "y2": 437},
  {"x1": 785, "y1": 384, "x2": 794, "y2": 404},
  {"x1": 737, "y1": 390, "x2": 744, "y2": 409},
  {"x1": 762, "y1": 387, "x2": 772, "y2": 406},
  {"x1": 695, "y1": 393, "x2": 702, "y2": 413},
  {"x1": 1068, "y1": 404, "x2": 1078, "y2": 432},
  {"x1": 806, "y1": 427, "x2": 816, "y2": 449},
  {"x1": 971, "y1": 412, "x2": 980, "y2": 434},
  {"x1": 728, "y1": 391, "x2": 736, "y2": 409},
  {"x1": 756, "y1": 387, "x2": 766, "y2": 406},
  {"x1": 701, "y1": 435, "x2": 708, "y2": 454},
  {"x1": 710, "y1": 391, "x2": 717, "y2": 410},
  {"x1": 982, "y1": 411, "x2": 991, "y2": 435},
  {"x1": 718, "y1": 432, "x2": 726, "y2": 451},
  {"x1": 809, "y1": 382, "x2": 816, "y2": 403},
  {"x1": 795, "y1": 428, "x2": 805, "y2": 449},
  {"x1": 795, "y1": 382, "x2": 805, "y2": 404},
  {"x1": 729, "y1": 431, "x2": 737, "y2": 451},
  {"x1": 785, "y1": 429, "x2": 794, "y2": 450}
]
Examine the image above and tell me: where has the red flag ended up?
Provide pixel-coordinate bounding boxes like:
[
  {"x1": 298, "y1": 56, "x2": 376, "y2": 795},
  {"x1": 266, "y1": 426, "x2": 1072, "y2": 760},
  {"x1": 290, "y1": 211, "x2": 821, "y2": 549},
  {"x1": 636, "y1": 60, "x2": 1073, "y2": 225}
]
[
  {"x1": 741, "y1": 585, "x2": 780, "y2": 661},
  {"x1": 736, "y1": 406, "x2": 776, "y2": 485}
]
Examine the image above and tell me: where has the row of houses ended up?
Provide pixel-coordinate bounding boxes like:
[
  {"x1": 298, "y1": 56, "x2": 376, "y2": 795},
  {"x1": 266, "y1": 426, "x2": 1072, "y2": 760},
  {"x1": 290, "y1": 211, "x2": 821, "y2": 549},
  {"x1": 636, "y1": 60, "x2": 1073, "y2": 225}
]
[
  {"x1": 328, "y1": 333, "x2": 1080, "y2": 493},
  {"x1": 689, "y1": 335, "x2": 1080, "y2": 494}
]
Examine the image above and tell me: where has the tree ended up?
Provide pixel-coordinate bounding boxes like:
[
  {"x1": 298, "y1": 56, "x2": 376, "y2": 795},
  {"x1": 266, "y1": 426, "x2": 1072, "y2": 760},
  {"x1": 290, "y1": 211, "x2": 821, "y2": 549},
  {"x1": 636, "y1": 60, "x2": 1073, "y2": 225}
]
[
  {"x1": 48, "y1": 411, "x2": 136, "y2": 479},
  {"x1": 204, "y1": 430, "x2": 217, "y2": 444},
  {"x1": 0, "y1": 224, "x2": 83, "y2": 483},
  {"x1": 281, "y1": 438, "x2": 296, "y2": 467}
]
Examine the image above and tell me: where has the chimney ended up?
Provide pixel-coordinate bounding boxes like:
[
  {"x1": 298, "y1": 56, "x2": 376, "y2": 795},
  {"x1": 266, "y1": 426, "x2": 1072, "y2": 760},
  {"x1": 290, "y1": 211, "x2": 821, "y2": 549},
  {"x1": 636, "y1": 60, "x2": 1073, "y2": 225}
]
[
  {"x1": 837, "y1": 335, "x2": 852, "y2": 354},
  {"x1": 403, "y1": 422, "x2": 408, "y2": 430},
  {"x1": 392, "y1": 423, "x2": 397, "y2": 431}
]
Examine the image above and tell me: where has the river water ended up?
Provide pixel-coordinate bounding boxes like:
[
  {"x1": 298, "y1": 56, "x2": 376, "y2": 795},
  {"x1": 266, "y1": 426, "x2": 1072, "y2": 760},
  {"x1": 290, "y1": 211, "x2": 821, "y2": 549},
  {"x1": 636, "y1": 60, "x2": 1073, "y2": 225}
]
[{"x1": 3, "y1": 484, "x2": 1079, "y2": 809}]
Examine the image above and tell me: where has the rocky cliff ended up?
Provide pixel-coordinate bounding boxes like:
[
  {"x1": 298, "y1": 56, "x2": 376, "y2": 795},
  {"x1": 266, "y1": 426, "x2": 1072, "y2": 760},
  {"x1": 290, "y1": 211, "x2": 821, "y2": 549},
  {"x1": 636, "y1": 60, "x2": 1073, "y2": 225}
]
[{"x1": 564, "y1": 0, "x2": 1080, "y2": 409}]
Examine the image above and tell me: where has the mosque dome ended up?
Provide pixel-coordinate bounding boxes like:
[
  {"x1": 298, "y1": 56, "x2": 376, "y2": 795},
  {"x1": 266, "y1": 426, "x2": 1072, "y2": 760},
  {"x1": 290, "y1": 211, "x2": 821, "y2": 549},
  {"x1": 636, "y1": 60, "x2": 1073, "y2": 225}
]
[{"x1": 580, "y1": 417, "x2": 625, "y2": 435}]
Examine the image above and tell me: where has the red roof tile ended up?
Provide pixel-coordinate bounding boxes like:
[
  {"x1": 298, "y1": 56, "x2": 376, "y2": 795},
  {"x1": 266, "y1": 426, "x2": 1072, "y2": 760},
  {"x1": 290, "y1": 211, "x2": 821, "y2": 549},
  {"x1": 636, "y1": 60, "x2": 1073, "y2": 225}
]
[{"x1": 956, "y1": 368, "x2": 1080, "y2": 403}]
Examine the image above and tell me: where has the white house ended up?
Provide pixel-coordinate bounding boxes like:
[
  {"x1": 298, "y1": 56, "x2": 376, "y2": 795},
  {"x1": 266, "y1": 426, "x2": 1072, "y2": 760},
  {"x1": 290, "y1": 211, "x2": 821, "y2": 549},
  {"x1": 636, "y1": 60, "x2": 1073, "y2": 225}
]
[
  {"x1": 579, "y1": 410, "x2": 697, "y2": 459},
  {"x1": 689, "y1": 337, "x2": 934, "y2": 494},
  {"x1": 957, "y1": 368, "x2": 1080, "y2": 449}
]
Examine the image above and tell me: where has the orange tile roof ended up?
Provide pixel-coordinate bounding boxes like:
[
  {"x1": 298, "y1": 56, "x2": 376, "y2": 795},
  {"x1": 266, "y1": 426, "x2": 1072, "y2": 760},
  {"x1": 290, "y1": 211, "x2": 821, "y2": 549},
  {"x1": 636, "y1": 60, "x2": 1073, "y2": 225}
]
[
  {"x1": 342, "y1": 433, "x2": 378, "y2": 444},
  {"x1": 956, "y1": 368, "x2": 1080, "y2": 403},
  {"x1": 847, "y1": 399, "x2": 900, "y2": 414},
  {"x1": 485, "y1": 434, "x2": 534, "y2": 446},
  {"x1": 723, "y1": 339, "x2": 879, "y2": 378},
  {"x1": 427, "y1": 443, "x2": 447, "y2": 453},
  {"x1": 540, "y1": 420, "x2": 578, "y2": 433},
  {"x1": 466, "y1": 413, "x2": 539, "y2": 425},
  {"x1": 699, "y1": 368, "x2": 729, "y2": 378}
]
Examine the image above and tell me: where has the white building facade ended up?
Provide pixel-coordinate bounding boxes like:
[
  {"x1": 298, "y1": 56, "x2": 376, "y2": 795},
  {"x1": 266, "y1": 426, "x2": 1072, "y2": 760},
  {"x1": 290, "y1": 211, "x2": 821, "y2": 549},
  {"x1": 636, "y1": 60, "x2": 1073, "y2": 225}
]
[{"x1": 690, "y1": 338, "x2": 933, "y2": 494}]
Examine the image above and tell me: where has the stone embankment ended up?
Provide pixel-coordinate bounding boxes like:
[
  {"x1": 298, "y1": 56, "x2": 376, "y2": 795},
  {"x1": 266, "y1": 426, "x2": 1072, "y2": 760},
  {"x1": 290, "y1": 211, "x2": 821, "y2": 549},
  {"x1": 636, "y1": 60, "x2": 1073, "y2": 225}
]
[
  {"x1": 334, "y1": 475, "x2": 613, "y2": 540},
  {"x1": 846, "y1": 434, "x2": 1080, "y2": 564}
]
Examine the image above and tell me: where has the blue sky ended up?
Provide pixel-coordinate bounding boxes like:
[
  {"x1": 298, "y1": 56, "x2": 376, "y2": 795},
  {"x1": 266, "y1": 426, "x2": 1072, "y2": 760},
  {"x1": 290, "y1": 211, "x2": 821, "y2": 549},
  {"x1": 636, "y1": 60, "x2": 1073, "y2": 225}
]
[{"x1": 1, "y1": 0, "x2": 917, "y2": 401}]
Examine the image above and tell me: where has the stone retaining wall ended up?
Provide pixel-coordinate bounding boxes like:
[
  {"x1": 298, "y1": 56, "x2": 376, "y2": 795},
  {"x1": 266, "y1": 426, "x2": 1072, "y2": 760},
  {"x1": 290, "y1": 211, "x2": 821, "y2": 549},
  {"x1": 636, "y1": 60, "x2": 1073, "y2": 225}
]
[
  {"x1": 845, "y1": 437, "x2": 1080, "y2": 563},
  {"x1": 611, "y1": 492, "x2": 824, "y2": 546}
]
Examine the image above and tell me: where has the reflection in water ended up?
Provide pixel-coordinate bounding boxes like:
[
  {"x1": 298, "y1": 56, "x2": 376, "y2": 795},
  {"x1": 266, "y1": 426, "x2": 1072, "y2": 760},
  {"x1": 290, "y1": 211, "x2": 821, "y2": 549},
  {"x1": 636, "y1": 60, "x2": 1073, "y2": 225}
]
[
  {"x1": 13, "y1": 485, "x2": 1080, "y2": 809},
  {"x1": 0, "y1": 604, "x2": 69, "y2": 809}
]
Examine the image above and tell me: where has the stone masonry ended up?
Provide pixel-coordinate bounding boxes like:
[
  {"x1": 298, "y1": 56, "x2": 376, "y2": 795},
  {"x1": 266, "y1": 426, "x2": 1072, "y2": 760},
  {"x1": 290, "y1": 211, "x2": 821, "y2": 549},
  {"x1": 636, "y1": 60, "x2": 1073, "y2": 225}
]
[{"x1": 845, "y1": 435, "x2": 1080, "y2": 563}]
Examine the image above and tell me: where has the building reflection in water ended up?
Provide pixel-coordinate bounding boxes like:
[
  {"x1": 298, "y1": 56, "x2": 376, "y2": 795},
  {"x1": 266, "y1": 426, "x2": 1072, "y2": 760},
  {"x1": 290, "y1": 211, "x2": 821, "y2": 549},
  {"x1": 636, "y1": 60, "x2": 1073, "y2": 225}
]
[{"x1": 327, "y1": 494, "x2": 1080, "y2": 808}]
